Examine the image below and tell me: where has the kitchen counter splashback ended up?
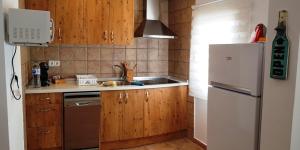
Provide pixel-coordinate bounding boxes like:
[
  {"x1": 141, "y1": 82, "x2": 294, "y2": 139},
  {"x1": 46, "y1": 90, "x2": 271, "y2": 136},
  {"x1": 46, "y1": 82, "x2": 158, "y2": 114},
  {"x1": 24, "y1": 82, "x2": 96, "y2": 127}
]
[{"x1": 25, "y1": 76, "x2": 188, "y2": 94}]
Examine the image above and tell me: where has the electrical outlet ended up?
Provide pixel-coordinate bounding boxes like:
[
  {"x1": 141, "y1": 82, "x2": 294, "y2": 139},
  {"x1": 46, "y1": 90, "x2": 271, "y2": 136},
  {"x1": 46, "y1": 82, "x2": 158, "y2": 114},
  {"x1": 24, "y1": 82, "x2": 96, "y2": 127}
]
[
  {"x1": 48, "y1": 60, "x2": 55, "y2": 67},
  {"x1": 54, "y1": 61, "x2": 60, "y2": 67}
]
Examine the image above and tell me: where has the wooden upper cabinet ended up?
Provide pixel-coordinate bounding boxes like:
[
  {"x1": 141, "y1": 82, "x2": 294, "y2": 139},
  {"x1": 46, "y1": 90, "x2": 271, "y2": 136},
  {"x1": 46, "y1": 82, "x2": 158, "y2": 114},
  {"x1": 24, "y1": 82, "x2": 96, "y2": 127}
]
[
  {"x1": 86, "y1": 0, "x2": 110, "y2": 44},
  {"x1": 56, "y1": 0, "x2": 86, "y2": 45},
  {"x1": 25, "y1": 0, "x2": 134, "y2": 45},
  {"x1": 109, "y1": 0, "x2": 134, "y2": 45}
]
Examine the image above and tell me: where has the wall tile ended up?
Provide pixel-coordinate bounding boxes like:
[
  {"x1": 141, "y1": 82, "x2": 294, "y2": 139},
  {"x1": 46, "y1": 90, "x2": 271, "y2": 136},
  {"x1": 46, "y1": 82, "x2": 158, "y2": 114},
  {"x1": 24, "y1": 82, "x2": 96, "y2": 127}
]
[
  {"x1": 74, "y1": 61, "x2": 87, "y2": 74},
  {"x1": 87, "y1": 61, "x2": 100, "y2": 74},
  {"x1": 31, "y1": 47, "x2": 45, "y2": 61},
  {"x1": 126, "y1": 49, "x2": 137, "y2": 61},
  {"x1": 113, "y1": 49, "x2": 126, "y2": 61},
  {"x1": 137, "y1": 49, "x2": 148, "y2": 60},
  {"x1": 60, "y1": 48, "x2": 74, "y2": 61},
  {"x1": 148, "y1": 49, "x2": 159, "y2": 60},
  {"x1": 87, "y1": 48, "x2": 100, "y2": 60},
  {"x1": 148, "y1": 39, "x2": 159, "y2": 49},
  {"x1": 137, "y1": 61, "x2": 148, "y2": 73},
  {"x1": 100, "y1": 48, "x2": 114, "y2": 61},
  {"x1": 137, "y1": 38, "x2": 148, "y2": 49},
  {"x1": 44, "y1": 47, "x2": 59, "y2": 60},
  {"x1": 61, "y1": 61, "x2": 75, "y2": 74},
  {"x1": 74, "y1": 48, "x2": 87, "y2": 60},
  {"x1": 100, "y1": 61, "x2": 113, "y2": 74}
]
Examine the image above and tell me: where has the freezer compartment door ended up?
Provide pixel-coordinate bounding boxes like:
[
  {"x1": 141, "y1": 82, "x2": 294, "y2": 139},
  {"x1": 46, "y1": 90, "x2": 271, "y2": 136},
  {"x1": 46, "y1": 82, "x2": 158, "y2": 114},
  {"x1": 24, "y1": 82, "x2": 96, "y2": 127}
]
[
  {"x1": 207, "y1": 87, "x2": 260, "y2": 150},
  {"x1": 209, "y1": 43, "x2": 264, "y2": 96}
]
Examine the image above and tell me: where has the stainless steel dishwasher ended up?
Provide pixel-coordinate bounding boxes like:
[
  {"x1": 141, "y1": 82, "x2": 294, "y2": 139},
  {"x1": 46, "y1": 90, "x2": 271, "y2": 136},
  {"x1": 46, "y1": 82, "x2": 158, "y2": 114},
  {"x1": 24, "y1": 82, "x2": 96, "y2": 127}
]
[{"x1": 64, "y1": 92, "x2": 100, "y2": 150}]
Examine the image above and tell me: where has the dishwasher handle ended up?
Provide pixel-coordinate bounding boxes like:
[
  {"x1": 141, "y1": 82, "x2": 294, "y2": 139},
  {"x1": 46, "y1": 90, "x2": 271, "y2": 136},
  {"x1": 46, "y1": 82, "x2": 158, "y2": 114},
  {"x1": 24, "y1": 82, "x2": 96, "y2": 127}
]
[{"x1": 65, "y1": 100, "x2": 100, "y2": 107}]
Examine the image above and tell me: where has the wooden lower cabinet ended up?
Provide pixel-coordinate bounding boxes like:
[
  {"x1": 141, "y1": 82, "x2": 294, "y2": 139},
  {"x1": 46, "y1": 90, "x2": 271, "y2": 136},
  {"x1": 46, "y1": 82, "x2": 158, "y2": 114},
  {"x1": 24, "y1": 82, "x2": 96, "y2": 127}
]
[
  {"x1": 100, "y1": 86, "x2": 188, "y2": 149},
  {"x1": 144, "y1": 86, "x2": 187, "y2": 136},
  {"x1": 25, "y1": 93, "x2": 63, "y2": 150},
  {"x1": 100, "y1": 90, "x2": 145, "y2": 142}
]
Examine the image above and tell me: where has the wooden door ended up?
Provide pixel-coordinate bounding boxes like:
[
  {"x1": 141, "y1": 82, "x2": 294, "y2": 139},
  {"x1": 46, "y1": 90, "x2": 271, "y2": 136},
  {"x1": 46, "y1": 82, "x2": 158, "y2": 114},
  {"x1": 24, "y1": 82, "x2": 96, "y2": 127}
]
[
  {"x1": 85, "y1": 0, "x2": 110, "y2": 44},
  {"x1": 56, "y1": 0, "x2": 86, "y2": 44},
  {"x1": 121, "y1": 90, "x2": 144, "y2": 140},
  {"x1": 100, "y1": 91, "x2": 123, "y2": 142},
  {"x1": 27, "y1": 126, "x2": 62, "y2": 150},
  {"x1": 26, "y1": 0, "x2": 58, "y2": 44},
  {"x1": 109, "y1": 0, "x2": 134, "y2": 45},
  {"x1": 160, "y1": 88, "x2": 178, "y2": 134},
  {"x1": 144, "y1": 89, "x2": 163, "y2": 136},
  {"x1": 175, "y1": 86, "x2": 188, "y2": 130}
]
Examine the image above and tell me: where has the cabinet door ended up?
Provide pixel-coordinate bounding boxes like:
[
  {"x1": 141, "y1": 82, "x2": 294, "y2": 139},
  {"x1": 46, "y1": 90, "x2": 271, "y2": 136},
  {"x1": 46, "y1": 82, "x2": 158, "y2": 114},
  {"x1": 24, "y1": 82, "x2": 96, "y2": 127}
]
[
  {"x1": 175, "y1": 86, "x2": 188, "y2": 130},
  {"x1": 160, "y1": 88, "x2": 178, "y2": 134},
  {"x1": 109, "y1": 0, "x2": 134, "y2": 45},
  {"x1": 27, "y1": 126, "x2": 62, "y2": 150},
  {"x1": 56, "y1": 0, "x2": 86, "y2": 44},
  {"x1": 144, "y1": 89, "x2": 163, "y2": 136},
  {"x1": 26, "y1": 0, "x2": 58, "y2": 44},
  {"x1": 86, "y1": 0, "x2": 110, "y2": 44},
  {"x1": 121, "y1": 90, "x2": 144, "y2": 140},
  {"x1": 100, "y1": 91, "x2": 123, "y2": 142}
]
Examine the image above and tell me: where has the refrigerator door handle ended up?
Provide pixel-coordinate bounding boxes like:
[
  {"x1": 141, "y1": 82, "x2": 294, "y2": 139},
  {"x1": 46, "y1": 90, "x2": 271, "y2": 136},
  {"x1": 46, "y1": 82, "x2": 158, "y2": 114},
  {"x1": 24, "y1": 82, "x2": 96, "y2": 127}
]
[{"x1": 210, "y1": 81, "x2": 253, "y2": 96}]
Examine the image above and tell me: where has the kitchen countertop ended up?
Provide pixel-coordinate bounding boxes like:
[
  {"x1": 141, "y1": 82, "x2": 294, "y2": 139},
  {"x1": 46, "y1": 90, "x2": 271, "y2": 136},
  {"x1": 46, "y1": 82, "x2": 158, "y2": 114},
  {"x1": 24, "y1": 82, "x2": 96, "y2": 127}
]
[{"x1": 25, "y1": 76, "x2": 188, "y2": 94}]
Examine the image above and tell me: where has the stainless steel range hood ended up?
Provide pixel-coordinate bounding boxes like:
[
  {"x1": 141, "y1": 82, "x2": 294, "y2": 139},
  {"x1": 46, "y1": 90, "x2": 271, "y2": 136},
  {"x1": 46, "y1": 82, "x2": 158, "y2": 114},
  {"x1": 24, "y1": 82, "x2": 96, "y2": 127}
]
[{"x1": 134, "y1": 0, "x2": 176, "y2": 39}]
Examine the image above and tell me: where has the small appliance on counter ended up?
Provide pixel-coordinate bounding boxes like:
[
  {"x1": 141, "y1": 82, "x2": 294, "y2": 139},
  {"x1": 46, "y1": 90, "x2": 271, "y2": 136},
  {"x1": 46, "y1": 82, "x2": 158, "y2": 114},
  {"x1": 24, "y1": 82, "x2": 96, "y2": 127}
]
[{"x1": 40, "y1": 62, "x2": 50, "y2": 87}]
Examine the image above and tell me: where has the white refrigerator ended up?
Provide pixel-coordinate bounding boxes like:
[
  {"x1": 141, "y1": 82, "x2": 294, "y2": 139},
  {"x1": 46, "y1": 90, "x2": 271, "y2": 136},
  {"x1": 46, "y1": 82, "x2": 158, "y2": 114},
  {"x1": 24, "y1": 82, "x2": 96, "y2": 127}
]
[{"x1": 207, "y1": 43, "x2": 264, "y2": 150}]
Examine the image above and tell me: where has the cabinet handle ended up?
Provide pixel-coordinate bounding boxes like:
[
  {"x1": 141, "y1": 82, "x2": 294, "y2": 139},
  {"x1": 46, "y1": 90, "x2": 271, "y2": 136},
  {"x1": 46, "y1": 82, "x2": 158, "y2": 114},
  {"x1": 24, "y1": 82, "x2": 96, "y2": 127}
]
[
  {"x1": 40, "y1": 97, "x2": 51, "y2": 103},
  {"x1": 37, "y1": 108, "x2": 53, "y2": 112},
  {"x1": 125, "y1": 92, "x2": 128, "y2": 104},
  {"x1": 111, "y1": 31, "x2": 114, "y2": 43},
  {"x1": 119, "y1": 93, "x2": 123, "y2": 104},
  {"x1": 39, "y1": 129, "x2": 50, "y2": 134},
  {"x1": 103, "y1": 30, "x2": 108, "y2": 40},
  {"x1": 145, "y1": 91, "x2": 149, "y2": 102},
  {"x1": 58, "y1": 28, "x2": 62, "y2": 40}
]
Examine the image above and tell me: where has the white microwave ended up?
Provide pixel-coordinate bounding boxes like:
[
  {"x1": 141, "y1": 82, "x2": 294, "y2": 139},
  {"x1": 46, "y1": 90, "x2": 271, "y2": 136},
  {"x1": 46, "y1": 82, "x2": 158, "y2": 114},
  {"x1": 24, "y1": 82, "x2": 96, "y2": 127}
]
[{"x1": 7, "y1": 8, "x2": 54, "y2": 46}]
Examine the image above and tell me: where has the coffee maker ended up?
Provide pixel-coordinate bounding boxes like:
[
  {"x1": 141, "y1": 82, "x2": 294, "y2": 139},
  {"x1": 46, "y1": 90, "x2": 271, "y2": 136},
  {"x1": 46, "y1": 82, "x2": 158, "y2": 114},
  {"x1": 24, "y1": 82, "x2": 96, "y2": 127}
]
[{"x1": 39, "y1": 62, "x2": 49, "y2": 86}]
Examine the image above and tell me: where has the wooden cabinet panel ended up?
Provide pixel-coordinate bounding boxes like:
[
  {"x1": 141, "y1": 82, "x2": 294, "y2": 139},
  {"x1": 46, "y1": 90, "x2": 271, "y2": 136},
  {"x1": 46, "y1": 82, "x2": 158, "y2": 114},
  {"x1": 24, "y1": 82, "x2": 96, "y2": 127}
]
[
  {"x1": 144, "y1": 89, "x2": 162, "y2": 137},
  {"x1": 100, "y1": 91, "x2": 123, "y2": 142},
  {"x1": 26, "y1": 104, "x2": 61, "y2": 127},
  {"x1": 27, "y1": 126, "x2": 62, "y2": 150},
  {"x1": 109, "y1": 0, "x2": 134, "y2": 45},
  {"x1": 121, "y1": 90, "x2": 144, "y2": 140},
  {"x1": 161, "y1": 88, "x2": 178, "y2": 134},
  {"x1": 176, "y1": 86, "x2": 188, "y2": 130},
  {"x1": 86, "y1": 0, "x2": 110, "y2": 44},
  {"x1": 26, "y1": 93, "x2": 61, "y2": 106},
  {"x1": 56, "y1": 0, "x2": 86, "y2": 44}
]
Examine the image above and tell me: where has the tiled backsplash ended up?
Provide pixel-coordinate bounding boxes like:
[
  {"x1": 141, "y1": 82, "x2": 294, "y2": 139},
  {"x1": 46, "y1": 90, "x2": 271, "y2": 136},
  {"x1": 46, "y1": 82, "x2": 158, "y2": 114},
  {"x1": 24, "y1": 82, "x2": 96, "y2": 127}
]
[{"x1": 30, "y1": 38, "x2": 169, "y2": 78}]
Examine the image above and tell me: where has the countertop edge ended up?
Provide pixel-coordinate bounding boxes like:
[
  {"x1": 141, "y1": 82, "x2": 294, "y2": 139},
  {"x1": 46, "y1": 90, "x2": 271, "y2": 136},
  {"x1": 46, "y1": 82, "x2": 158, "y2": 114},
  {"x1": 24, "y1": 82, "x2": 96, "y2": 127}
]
[{"x1": 25, "y1": 82, "x2": 189, "y2": 94}]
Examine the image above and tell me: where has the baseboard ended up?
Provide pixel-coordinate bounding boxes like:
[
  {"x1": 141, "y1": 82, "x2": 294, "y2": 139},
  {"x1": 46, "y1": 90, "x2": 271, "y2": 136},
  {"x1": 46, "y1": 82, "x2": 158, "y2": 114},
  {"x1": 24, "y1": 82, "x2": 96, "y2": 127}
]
[{"x1": 191, "y1": 138, "x2": 207, "y2": 150}]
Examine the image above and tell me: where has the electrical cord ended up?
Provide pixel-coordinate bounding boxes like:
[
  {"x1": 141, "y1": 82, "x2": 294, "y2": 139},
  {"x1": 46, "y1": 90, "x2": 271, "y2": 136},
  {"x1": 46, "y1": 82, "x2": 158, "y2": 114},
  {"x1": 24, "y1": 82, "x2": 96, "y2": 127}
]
[{"x1": 10, "y1": 46, "x2": 21, "y2": 100}]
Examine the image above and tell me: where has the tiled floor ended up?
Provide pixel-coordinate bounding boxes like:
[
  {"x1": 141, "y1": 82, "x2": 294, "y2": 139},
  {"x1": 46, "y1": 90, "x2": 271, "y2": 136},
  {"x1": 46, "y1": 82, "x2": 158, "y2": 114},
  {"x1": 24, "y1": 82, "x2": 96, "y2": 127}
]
[{"x1": 121, "y1": 138, "x2": 204, "y2": 150}]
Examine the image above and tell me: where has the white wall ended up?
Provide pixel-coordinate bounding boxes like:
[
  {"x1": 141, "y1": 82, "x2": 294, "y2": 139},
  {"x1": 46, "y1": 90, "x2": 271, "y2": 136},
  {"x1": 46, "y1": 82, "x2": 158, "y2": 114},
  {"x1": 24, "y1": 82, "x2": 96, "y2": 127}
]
[
  {"x1": 290, "y1": 37, "x2": 300, "y2": 150},
  {"x1": 260, "y1": 0, "x2": 300, "y2": 150},
  {"x1": 1, "y1": 0, "x2": 25, "y2": 149},
  {"x1": 0, "y1": 0, "x2": 10, "y2": 148}
]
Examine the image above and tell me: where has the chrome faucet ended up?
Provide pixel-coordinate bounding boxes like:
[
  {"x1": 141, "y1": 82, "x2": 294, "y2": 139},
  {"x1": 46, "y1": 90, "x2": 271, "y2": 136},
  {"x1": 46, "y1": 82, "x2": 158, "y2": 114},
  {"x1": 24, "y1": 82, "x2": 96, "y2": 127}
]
[{"x1": 112, "y1": 65, "x2": 125, "y2": 80}]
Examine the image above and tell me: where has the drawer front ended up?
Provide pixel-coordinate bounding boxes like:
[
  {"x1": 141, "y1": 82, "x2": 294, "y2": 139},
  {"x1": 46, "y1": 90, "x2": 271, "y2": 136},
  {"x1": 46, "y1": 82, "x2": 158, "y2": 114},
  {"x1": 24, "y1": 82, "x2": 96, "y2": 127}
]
[
  {"x1": 27, "y1": 126, "x2": 62, "y2": 150},
  {"x1": 26, "y1": 93, "x2": 62, "y2": 106},
  {"x1": 26, "y1": 105, "x2": 61, "y2": 127}
]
